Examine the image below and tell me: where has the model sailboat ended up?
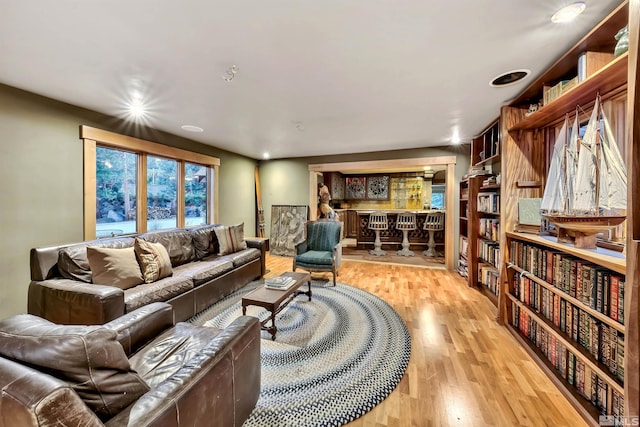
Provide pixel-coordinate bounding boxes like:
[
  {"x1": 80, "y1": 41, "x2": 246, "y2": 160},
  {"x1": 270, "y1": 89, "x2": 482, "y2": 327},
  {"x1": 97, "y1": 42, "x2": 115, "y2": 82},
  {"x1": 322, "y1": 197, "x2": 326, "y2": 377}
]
[{"x1": 540, "y1": 96, "x2": 627, "y2": 249}]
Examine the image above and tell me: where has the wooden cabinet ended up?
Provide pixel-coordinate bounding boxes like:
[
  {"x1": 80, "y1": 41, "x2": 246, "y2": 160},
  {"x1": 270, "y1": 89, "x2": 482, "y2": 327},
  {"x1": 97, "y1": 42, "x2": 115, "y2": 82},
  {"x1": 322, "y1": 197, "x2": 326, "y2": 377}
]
[
  {"x1": 346, "y1": 210, "x2": 359, "y2": 238},
  {"x1": 323, "y1": 172, "x2": 345, "y2": 200},
  {"x1": 495, "y1": 1, "x2": 636, "y2": 423}
]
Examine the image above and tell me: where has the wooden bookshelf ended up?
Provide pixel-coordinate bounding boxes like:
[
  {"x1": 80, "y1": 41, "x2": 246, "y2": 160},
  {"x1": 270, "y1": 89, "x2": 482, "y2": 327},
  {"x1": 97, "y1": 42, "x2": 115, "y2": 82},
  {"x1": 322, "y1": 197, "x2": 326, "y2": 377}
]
[
  {"x1": 466, "y1": 120, "x2": 502, "y2": 304},
  {"x1": 505, "y1": 233, "x2": 626, "y2": 423},
  {"x1": 496, "y1": 1, "x2": 635, "y2": 422}
]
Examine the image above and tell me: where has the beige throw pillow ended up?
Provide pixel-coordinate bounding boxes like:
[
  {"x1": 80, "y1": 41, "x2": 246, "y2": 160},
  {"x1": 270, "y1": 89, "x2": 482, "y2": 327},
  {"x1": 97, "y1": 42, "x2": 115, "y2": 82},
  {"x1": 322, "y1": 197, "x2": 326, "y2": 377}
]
[
  {"x1": 214, "y1": 223, "x2": 247, "y2": 255},
  {"x1": 87, "y1": 246, "x2": 144, "y2": 289},
  {"x1": 134, "y1": 238, "x2": 173, "y2": 283}
]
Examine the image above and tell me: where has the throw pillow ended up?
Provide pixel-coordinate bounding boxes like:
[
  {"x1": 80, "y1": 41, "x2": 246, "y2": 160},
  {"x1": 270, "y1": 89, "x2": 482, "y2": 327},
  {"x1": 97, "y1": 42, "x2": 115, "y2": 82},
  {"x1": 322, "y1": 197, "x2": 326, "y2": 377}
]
[
  {"x1": 134, "y1": 238, "x2": 173, "y2": 283},
  {"x1": 214, "y1": 223, "x2": 247, "y2": 255},
  {"x1": 87, "y1": 246, "x2": 144, "y2": 289},
  {"x1": 0, "y1": 314, "x2": 150, "y2": 421}
]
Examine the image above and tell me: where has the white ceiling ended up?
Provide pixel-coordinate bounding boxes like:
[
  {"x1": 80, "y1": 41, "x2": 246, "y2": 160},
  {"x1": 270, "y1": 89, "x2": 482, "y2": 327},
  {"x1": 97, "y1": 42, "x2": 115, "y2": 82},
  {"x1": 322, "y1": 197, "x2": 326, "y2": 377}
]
[{"x1": 1, "y1": 0, "x2": 622, "y2": 160}]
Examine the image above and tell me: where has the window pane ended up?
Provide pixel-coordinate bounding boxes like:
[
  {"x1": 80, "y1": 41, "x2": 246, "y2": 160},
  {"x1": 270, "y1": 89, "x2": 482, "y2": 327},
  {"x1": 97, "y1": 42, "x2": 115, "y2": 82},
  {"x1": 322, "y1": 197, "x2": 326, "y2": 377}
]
[
  {"x1": 96, "y1": 147, "x2": 137, "y2": 237},
  {"x1": 431, "y1": 185, "x2": 445, "y2": 210},
  {"x1": 147, "y1": 156, "x2": 177, "y2": 230},
  {"x1": 185, "y1": 163, "x2": 207, "y2": 226}
]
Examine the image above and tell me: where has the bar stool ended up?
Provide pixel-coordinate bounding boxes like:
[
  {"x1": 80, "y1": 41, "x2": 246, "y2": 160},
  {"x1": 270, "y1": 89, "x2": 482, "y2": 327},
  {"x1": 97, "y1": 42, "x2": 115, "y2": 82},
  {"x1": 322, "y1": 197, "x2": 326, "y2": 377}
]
[
  {"x1": 423, "y1": 211, "x2": 445, "y2": 257},
  {"x1": 368, "y1": 212, "x2": 388, "y2": 256},
  {"x1": 396, "y1": 212, "x2": 417, "y2": 256}
]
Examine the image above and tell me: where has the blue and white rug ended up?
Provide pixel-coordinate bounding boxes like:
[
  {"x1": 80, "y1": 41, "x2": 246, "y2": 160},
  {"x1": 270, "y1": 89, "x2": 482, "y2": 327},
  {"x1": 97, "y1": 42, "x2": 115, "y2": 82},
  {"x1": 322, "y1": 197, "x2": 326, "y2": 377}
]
[{"x1": 190, "y1": 280, "x2": 412, "y2": 427}]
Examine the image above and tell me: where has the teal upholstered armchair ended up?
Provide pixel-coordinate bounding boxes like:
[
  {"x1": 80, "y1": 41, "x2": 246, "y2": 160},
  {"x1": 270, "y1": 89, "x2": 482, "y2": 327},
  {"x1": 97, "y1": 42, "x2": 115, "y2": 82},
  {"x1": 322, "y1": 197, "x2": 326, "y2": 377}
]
[{"x1": 293, "y1": 220, "x2": 343, "y2": 286}]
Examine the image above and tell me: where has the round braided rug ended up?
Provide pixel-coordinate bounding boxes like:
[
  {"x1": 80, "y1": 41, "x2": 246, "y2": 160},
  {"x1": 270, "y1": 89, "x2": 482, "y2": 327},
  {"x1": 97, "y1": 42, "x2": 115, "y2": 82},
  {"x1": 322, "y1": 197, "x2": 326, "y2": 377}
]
[{"x1": 190, "y1": 280, "x2": 411, "y2": 427}]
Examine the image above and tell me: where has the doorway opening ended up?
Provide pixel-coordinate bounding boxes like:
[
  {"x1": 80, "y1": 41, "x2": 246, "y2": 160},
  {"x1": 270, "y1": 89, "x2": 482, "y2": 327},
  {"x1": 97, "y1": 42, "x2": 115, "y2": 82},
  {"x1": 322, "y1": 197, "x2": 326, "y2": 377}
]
[{"x1": 308, "y1": 156, "x2": 456, "y2": 271}]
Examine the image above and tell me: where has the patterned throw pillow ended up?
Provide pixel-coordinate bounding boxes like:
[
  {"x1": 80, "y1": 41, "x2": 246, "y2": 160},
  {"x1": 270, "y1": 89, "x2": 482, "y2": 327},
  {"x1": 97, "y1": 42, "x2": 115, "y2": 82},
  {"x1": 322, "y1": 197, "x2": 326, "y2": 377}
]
[
  {"x1": 134, "y1": 238, "x2": 173, "y2": 283},
  {"x1": 214, "y1": 223, "x2": 247, "y2": 255},
  {"x1": 86, "y1": 246, "x2": 144, "y2": 289}
]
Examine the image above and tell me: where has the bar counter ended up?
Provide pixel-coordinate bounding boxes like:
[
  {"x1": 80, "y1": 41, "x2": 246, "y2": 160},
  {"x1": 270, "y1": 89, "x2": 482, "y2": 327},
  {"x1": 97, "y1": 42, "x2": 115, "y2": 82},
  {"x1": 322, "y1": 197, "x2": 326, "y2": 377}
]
[{"x1": 337, "y1": 209, "x2": 445, "y2": 250}]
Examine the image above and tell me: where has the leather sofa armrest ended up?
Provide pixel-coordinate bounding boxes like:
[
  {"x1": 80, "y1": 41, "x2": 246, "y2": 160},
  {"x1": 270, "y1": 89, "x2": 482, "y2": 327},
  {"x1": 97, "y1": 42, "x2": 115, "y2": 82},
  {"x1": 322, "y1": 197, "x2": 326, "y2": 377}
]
[
  {"x1": 0, "y1": 357, "x2": 103, "y2": 426},
  {"x1": 245, "y1": 238, "x2": 267, "y2": 277},
  {"x1": 104, "y1": 302, "x2": 174, "y2": 356},
  {"x1": 105, "y1": 316, "x2": 261, "y2": 427},
  {"x1": 28, "y1": 279, "x2": 125, "y2": 325}
]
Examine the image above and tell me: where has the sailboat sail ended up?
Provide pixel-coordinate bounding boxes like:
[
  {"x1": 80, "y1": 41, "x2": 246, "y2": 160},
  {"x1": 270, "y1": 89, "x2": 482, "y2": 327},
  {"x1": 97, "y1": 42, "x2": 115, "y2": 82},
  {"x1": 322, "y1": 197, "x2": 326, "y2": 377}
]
[
  {"x1": 541, "y1": 116, "x2": 568, "y2": 213},
  {"x1": 540, "y1": 114, "x2": 579, "y2": 214},
  {"x1": 572, "y1": 97, "x2": 627, "y2": 212}
]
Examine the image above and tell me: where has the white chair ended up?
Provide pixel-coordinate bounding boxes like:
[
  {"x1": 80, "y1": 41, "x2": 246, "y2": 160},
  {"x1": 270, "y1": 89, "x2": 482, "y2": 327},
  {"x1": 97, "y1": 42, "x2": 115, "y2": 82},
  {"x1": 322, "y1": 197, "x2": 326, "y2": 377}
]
[
  {"x1": 396, "y1": 212, "x2": 417, "y2": 256},
  {"x1": 423, "y1": 212, "x2": 444, "y2": 257},
  {"x1": 368, "y1": 212, "x2": 388, "y2": 256}
]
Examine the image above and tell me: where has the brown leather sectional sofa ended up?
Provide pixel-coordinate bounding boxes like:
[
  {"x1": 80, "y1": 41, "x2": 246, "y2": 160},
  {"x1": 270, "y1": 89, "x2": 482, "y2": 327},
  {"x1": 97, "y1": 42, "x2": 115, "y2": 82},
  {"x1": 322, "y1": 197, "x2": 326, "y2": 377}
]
[
  {"x1": 28, "y1": 225, "x2": 267, "y2": 325},
  {"x1": 0, "y1": 302, "x2": 261, "y2": 426}
]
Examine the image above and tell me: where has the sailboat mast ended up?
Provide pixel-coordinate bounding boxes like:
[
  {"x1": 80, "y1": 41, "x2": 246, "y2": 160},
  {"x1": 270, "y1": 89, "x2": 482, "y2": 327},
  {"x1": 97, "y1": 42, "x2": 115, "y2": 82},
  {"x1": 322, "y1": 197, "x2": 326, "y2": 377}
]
[
  {"x1": 563, "y1": 116, "x2": 568, "y2": 213},
  {"x1": 594, "y1": 100, "x2": 601, "y2": 216}
]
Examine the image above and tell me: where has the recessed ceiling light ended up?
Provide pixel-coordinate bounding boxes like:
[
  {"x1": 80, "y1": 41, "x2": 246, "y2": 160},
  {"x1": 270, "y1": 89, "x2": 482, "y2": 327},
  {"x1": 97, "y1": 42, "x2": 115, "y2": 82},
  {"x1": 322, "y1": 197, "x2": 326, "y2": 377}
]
[
  {"x1": 181, "y1": 125, "x2": 204, "y2": 133},
  {"x1": 451, "y1": 128, "x2": 461, "y2": 144},
  {"x1": 551, "y1": 2, "x2": 586, "y2": 23},
  {"x1": 263, "y1": 152, "x2": 270, "y2": 159},
  {"x1": 490, "y1": 69, "x2": 530, "y2": 87},
  {"x1": 127, "y1": 98, "x2": 146, "y2": 119}
]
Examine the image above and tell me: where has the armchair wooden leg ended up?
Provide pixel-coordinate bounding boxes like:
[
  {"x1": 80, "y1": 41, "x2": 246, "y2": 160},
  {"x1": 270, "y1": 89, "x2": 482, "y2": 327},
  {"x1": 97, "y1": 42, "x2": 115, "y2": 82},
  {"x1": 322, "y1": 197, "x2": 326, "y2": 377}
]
[{"x1": 332, "y1": 269, "x2": 337, "y2": 286}]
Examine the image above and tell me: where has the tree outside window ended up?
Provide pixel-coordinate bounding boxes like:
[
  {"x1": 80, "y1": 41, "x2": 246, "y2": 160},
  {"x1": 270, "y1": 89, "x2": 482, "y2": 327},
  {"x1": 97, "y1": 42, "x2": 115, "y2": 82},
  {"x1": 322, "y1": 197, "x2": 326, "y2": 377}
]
[
  {"x1": 96, "y1": 147, "x2": 137, "y2": 237},
  {"x1": 147, "y1": 156, "x2": 177, "y2": 230},
  {"x1": 185, "y1": 162, "x2": 207, "y2": 226}
]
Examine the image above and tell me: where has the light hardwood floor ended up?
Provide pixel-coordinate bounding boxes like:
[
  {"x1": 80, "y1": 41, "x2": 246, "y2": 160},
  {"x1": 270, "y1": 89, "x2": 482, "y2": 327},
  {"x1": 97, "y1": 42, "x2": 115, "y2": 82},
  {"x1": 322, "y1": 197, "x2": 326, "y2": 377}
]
[{"x1": 265, "y1": 253, "x2": 587, "y2": 427}]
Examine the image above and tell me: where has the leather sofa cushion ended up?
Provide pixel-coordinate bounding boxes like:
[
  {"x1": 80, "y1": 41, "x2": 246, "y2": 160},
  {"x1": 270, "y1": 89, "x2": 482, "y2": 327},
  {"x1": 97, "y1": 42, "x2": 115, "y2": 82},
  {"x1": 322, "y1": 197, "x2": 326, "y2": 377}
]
[
  {"x1": 189, "y1": 224, "x2": 220, "y2": 259},
  {"x1": 213, "y1": 223, "x2": 247, "y2": 255},
  {"x1": 138, "y1": 229, "x2": 195, "y2": 267},
  {"x1": 217, "y1": 247, "x2": 261, "y2": 269},
  {"x1": 87, "y1": 246, "x2": 144, "y2": 289},
  {"x1": 129, "y1": 322, "x2": 222, "y2": 388},
  {"x1": 124, "y1": 275, "x2": 193, "y2": 313},
  {"x1": 58, "y1": 237, "x2": 135, "y2": 283},
  {"x1": 0, "y1": 314, "x2": 149, "y2": 421},
  {"x1": 134, "y1": 238, "x2": 173, "y2": 283},
  {"x1": 173, "y1": 259, "x2": 234, "y2": 286}
]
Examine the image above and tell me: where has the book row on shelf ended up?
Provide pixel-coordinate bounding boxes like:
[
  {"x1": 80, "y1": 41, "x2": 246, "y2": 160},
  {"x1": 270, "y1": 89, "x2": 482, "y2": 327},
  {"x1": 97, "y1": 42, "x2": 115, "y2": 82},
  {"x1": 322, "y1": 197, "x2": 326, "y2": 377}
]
[
  {"x1": 479, "y1": 265, "x2": 499, "y2": 296},
  {"x1": 479, "y1": 218, "x2": 499, "y2": 241},
  {"x1": 457, "y1": 257, "x2": 468, "y2": 278},
  {"x1": 478, "y1": 240, "x2": 500, "y2": 268},
  {"x1": 509, "y1": 240, "x2": 625, "y2": 324},
  {"x1": 477, "y1": 192, "x2": 499, "y2": 213},
  {"x1": 512, "y1": 305, "x2": 624, "y2": 418},
  {"x1": 512, "y1": 274, "x2": 624, "y2": 382}
]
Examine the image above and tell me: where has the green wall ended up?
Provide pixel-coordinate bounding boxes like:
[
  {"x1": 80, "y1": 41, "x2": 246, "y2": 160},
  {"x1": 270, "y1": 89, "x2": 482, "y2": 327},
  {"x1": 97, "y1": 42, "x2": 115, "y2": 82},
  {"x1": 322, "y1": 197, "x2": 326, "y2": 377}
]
[{"x1": 0, "y1": 83, "x2": 257, "y2": 318}]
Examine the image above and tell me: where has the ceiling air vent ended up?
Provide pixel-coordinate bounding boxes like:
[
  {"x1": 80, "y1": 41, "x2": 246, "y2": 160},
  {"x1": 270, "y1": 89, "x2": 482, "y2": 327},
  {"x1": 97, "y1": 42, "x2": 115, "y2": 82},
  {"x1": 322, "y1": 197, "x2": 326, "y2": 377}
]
[{"x1": 490, "y1": 69, "x2": 530, "y2": 87}]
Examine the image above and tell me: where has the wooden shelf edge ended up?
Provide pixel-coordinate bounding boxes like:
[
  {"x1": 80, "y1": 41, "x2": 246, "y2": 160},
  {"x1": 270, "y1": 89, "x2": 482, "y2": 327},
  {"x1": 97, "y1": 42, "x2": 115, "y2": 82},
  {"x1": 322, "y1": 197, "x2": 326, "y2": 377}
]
[
  {"x1": 509, "y1": 53, "x2": 628, "y2": 131},
  {"x1": 474, "y1": 153, "x2": 501, "y2": 167},
  {"x1": 507, "y1": 232, "x2": 626, "y2": 275}
]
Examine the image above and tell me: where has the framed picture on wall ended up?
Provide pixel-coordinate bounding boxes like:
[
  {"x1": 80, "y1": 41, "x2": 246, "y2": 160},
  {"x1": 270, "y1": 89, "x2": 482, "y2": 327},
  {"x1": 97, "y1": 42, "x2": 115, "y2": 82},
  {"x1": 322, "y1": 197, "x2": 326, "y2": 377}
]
[
  {"x1": 346, "y1": 177, "x2": 366, "y2": 199},
  {"x1": 366, "y1": 175, "x2": 389, "y2": 200}
]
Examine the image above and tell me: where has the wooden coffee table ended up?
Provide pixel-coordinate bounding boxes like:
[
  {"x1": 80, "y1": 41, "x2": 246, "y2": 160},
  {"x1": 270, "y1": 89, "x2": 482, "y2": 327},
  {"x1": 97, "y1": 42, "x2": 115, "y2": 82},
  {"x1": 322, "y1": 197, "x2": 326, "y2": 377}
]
[{"x1": 241, "y1": 271, "x2": 312, "y2": 340}]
